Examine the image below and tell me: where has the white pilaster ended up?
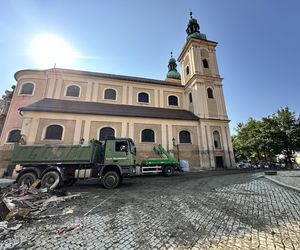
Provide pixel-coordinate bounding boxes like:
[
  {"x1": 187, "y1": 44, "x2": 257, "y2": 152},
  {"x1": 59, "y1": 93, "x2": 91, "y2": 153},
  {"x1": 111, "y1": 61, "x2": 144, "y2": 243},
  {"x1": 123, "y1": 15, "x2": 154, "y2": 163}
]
[
  {"x1": 86, "y1": 80, "x2": 93, "y2": 101},
  {"x1": 27, "y1": 117, "x2": 40, "y2": 144},
  {"x1": 53, "y1": 79, "x2": 63, "y2": 99},
  {"x1": 121, "y1": 121, "x2": 127, "y2": 137},
  {"x1": 46, "y1": 78, "x2": 56, "y2": 98},
  {"x1": 83, "y1": 120, "x2": 91, "y2": 144},
  {"x1": 161, "y1": 123, "x2": 167, "y2": 148},
  {"x1": 92, "y1": 82, "x2": 98, "y2": 102},
  {"x1": 73, "y1": 119, "x2": 82, "y2": 144}
]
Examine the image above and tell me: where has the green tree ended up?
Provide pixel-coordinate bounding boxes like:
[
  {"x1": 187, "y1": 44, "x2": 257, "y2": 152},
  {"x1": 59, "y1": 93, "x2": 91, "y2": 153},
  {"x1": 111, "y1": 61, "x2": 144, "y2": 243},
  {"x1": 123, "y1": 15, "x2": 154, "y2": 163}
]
[
  {"x1": 232, "y1": 118, "x2": 262, "y2": 160},
  {"x1": 272, "y1": 107, "x2": 300, "y2": 164},
  {"x1": 232, "y1": 107, "x2": 300, "y2": 164}
]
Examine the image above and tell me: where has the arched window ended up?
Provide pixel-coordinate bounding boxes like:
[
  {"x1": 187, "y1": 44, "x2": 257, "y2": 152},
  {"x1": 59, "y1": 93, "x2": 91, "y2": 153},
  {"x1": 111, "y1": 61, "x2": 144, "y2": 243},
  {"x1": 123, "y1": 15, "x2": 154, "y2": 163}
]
[
  {"x1": 99, "y1": 127, "x2": 115, "y2": 140},
  {"x1": 179, "y1": 130, "x2": 191, "y2": 144},
  {"x1": 104, "y1": 89, "x2": 116, "y2": 100},
  {"x1": 141, "y1": 129, "x2": 155, "y2": 142},
  {"x1": 168, "y1": 95, "x2": 178, "y2": 106},
  {"x1": 20, "y1": 83, "x2": 34, "y2": 95},
  {"x1": 7, "y1": 129, "x2": 21, "y2": 143},
  {"x1": 189, "y1": 92, "x2": 193, "y2": 103},
  {"x1": 45, "y1": 125, "x2": 63, "y2": 140},
  {"x1": 66, "y1": 85, "x2": 80, "y2": 97},
  {"x1": 186, "y1": 66, "x2": 190, "y2": 75},
  {"x1": 213, "y1": 131, "x2": 221, "y2": 149},
  {"x1": 207, "y1": 88, "x2": 214, "y2": 99},
  {"x1": 202, "y1": 59, "x2": 209, "y2": 69},
  {"x1": 138, "y1": 92, "x2": 149, "y2": 103}
]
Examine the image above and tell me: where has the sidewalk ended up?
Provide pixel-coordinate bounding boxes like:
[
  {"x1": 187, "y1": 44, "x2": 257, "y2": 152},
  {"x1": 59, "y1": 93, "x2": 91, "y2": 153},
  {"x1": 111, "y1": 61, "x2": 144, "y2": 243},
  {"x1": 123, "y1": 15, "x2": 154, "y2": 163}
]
[{"x1": 260, "y1": 170, "x2": 300, "y2": 192}]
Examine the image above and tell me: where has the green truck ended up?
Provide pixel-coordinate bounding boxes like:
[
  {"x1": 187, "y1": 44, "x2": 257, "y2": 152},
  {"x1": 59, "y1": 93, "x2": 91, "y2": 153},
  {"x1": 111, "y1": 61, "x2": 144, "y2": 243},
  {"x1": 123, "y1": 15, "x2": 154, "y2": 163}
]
[{"x1": 12, "y1": 137, "x2": 181, "y2": 189}]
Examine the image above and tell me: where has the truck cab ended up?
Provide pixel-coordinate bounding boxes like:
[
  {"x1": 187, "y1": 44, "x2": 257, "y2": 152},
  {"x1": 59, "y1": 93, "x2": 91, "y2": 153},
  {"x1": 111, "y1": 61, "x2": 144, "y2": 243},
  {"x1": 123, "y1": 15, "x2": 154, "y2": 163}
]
[
  {"x1": 99, "y1": 137, "x2": 137, "y2": 188},
  {"x1": 103, "y1": 137, "x2": 136, "y2": 173}
]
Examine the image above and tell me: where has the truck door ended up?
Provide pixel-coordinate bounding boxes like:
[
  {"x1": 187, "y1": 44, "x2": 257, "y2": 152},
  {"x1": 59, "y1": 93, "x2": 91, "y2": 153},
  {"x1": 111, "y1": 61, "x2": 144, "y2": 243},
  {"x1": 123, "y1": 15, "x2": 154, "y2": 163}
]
[{"x1": 112, "y1": 140, "x2": 131, "y2": 166}]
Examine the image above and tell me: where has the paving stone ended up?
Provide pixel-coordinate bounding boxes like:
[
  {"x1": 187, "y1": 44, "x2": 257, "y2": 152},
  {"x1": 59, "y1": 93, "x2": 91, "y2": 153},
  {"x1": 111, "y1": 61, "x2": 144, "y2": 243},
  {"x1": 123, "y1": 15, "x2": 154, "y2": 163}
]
[{"x1": 1, "y1": 177, "x2": 300, "y2": 249}]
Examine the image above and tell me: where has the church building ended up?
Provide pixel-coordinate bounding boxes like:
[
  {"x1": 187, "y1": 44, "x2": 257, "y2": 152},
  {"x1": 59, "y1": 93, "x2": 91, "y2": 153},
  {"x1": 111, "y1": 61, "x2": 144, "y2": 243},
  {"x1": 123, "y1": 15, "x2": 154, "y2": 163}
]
[{"x1": 0, "y1": 13, "x2": 235, "y2": 176}]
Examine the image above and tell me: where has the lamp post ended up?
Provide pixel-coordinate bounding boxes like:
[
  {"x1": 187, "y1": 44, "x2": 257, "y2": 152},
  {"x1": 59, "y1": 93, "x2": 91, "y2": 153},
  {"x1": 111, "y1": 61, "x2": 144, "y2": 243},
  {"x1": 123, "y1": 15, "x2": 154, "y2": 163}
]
[
  {"x1": 172, "y1": 137, "x2": 180, "y2": 161},
  {"x1": 79, "y1": 138, "x2": 85, "y2": 144}
]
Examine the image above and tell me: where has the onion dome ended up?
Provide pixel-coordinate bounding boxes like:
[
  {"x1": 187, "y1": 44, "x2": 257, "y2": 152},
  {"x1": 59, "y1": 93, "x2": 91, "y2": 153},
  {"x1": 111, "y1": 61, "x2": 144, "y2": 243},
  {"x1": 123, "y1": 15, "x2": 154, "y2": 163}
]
[
  {"x1": 186, "y1": 11, "x2": 207, "y2": 41},
  {"x1": 166, "y1": 52, "x2": 181, "y2": 80}
]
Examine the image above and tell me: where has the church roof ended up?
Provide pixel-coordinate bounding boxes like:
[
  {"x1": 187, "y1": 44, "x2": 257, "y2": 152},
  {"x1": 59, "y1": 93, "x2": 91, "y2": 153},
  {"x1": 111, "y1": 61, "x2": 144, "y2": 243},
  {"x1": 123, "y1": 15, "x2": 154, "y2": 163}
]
[
  {"x1": 20, "y1": 98, "x2": 199, "y2": 121},
  {"x1": 15, "y1": 68, "x2": 184, "y2": 88}
]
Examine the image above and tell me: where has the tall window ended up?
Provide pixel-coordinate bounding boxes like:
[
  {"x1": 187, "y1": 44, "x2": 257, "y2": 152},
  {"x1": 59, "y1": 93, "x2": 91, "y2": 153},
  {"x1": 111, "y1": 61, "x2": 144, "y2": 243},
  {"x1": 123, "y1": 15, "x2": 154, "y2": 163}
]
[
  {"x1": 138, "y1": 92, "x2": 149, "y2": 103},
  {"x1": 7, "y1": 129, "x2": 21, "y2": 143},
  {"x1": 168, "y1": 95, "x2": 178, "y2": 106},
  {"x1": 213, "y1": 131, "x2": 221, "y2": 149},
  {"x1": 99, "y1": 127, "x2": 115, "y2": 140},
  {"x1": 66, "y1": 85, "x2": 80, "y2": 97},
  {"x1": 104, "y1": 89, "x2": 117, "y2": 100},
  {"x1": 20, "y1": 83, "x2": 34, "y2": 95},
  {"x1": 141, "y1": 129, "x2": 155, "y2": 142},
  {"x1": 179, "y1": 130, "x2": 191, "y2": 144},
  {"x1": 45, "y1": 125, "x2": 63, "y2": 140},
  {"x1": 207, "y1": 88, "x2": 214, "y2": 99},
  {"x1": 202, "y1": 59, "x2": 209, "y2": 69},
  {"x1": 189, "y1": 92, "x2": 193, "y2": 103},
  {"x1": 186, "y1": 66, "x2": 190, "y2": 75}
]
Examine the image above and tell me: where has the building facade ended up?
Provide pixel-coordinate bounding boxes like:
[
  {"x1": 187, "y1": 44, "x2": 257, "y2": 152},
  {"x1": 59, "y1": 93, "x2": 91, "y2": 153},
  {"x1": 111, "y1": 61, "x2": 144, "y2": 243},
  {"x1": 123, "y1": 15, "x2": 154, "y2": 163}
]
[{"x1": 0, "y1": 13, "x2": 235, "y2": 176}]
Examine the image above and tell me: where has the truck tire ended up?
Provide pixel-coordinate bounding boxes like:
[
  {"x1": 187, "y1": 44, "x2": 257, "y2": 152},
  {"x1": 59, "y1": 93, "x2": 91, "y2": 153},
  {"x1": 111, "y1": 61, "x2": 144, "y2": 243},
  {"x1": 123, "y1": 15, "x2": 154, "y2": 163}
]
[
  {"x1": 41, "y1": 171, "x2": 61, "y2": 189},
  {"x1": 102, "y1": 171, "x2": 120, "y2": 189},
  {"x1": 163, "y1": 165, "x2": 174, "y2": 177},
  {"x1": 17, "y1": 172, "x2": 37, "y2": 187}
]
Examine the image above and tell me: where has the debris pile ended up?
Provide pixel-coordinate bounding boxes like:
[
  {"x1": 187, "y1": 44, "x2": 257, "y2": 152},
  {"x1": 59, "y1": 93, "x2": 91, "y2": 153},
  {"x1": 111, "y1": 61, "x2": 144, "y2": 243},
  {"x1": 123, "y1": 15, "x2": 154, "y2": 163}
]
[{"x1": 0, "y1": 181, "x2": 81, "y2": 223}]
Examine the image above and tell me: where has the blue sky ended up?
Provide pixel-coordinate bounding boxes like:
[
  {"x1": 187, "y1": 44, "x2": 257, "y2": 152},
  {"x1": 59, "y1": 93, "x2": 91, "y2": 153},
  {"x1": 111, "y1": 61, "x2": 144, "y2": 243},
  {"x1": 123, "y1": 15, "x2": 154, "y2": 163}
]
[{"x1": 1, "y1": 0, "x2": 299, "y2": 133}]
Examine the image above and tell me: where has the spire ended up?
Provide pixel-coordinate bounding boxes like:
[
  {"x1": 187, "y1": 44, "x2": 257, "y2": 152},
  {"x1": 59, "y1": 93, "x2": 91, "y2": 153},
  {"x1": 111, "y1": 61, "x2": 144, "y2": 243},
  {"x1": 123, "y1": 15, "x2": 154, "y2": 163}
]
[
  {"x1": 166, "y1": 52, "x2": 181, "y2": 80},
  {"x1": 186, "y1": 11, "x2": 207, "y2": 41}
]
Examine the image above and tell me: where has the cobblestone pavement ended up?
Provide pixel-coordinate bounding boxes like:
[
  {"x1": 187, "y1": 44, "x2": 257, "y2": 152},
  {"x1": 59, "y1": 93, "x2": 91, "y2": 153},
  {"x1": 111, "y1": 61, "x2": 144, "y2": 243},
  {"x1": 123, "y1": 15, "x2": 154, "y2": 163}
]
[{"x1": 1, "y1": 172, "x2": 300, "y2": 249}]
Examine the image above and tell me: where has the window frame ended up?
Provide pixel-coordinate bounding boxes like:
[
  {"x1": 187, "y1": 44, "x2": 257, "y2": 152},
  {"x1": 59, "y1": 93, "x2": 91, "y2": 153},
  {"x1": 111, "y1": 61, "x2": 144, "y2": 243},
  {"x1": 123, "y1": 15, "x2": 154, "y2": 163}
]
[
  {"x1": 168, "y1": 94, "x2": 179, "y2": 107},
  {"x1": 186, "y1": 65, "x2": 190, "y2": 75},
  {"x1": 141, "y1": 128, "x2": 155, "y2": 143},
  {"x1": 202, "y1": 59, "x2": 209, "y2": 69},
  {"x1": 179, "y1": 130, "x2": 192, "y2": 144},
  {"x1": 42, "y1": 124, "x2": 65, "y2": 141},
  {"x1": 213, "y1": 130, "x2": 222, "y2": 149},
  {"x1": 19, "y1": 82, "x2": 35, "y2": 96},
  {"x1": 188, "y1": 92, "x2": 193, "y2": 103},
  {"x1": 207, "y1": 87, "x2": 214, "y2": 99},
  {"x1": 103, "y1": 88, "x2": 117, "y2": 101},
  {"x1": 98, "y1": 127, "x2": 116, "y2": 141},
  {"x1": 137, "y1": 91, "x2": 150, "y2": 104},
  {"x1": 65, "y1": 84, "x2": 81, "y2": 98},
  {"x1": 6, "y1": 129, "x2": 21, "y2": 143}
]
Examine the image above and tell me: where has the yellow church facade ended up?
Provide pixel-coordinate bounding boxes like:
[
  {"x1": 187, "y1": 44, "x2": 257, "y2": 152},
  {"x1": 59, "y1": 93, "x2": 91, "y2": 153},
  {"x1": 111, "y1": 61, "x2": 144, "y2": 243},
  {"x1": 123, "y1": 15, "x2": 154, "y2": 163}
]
[{"x1": 0, "y1": 13, "x2": 235, "y2": 175}]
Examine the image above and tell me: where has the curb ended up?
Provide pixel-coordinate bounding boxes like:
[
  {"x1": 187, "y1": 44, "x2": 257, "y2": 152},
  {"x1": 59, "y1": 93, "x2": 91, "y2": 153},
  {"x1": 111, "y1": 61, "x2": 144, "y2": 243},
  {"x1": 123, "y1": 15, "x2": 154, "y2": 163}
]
[{"x1": 260, "y1": 175, "x2": 300, "y2": 193}]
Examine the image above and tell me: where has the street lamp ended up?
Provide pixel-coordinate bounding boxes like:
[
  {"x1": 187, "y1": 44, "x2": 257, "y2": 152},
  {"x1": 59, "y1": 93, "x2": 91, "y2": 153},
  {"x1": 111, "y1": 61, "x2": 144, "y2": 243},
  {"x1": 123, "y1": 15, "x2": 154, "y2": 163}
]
[
  {"x1": 79, "y1": 138, "x2": 85, "y2": 144},
  {"x1": 172, "y1": 137, "x2": 180, "y2": 161}
]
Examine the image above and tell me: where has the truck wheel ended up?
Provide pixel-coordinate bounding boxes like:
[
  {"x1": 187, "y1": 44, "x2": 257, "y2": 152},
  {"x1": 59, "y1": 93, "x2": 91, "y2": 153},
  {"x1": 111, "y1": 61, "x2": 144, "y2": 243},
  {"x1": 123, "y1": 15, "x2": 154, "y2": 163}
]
[
  {"x1": 163, "y1": 165, "x2": 174, "y2": 177},
  {"x1": 102, "y1": 171, "x2": 120, "y2": 189},
  {"x1": 17, "y1": 172, "x2": 37, "y2": 187},
  {"x1": 41, "y1": 171, "x2": 61, "y2": 189}
]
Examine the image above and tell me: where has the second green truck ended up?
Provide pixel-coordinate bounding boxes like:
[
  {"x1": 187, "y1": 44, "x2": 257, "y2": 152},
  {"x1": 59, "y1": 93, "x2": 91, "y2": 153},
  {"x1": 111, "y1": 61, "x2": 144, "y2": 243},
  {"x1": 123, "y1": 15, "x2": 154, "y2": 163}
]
[{"x1": 12, "y1": 137, "x2": 181, "y2": 189}]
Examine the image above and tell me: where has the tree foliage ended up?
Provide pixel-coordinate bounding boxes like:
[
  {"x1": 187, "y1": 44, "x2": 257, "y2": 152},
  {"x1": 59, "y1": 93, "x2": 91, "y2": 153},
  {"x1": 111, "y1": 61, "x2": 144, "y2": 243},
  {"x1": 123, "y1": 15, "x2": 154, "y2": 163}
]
[{"x1": 232, "y1": 107, "x2": 300, "y2": 163}]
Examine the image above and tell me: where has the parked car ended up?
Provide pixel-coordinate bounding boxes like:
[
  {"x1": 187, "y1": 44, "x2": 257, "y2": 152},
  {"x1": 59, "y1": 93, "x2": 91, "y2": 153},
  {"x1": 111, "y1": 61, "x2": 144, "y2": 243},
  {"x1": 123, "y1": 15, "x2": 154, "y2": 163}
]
[{"x1": 236, "y1": 160, "x2": 252, "y2": 169}]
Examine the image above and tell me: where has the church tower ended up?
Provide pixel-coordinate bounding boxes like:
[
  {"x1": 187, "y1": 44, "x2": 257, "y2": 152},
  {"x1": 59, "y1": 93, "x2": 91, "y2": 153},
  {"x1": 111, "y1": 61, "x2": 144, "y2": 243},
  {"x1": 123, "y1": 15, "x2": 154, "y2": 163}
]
[{"x1": 178, "y1": 12, "x2": 235, "y2": 168}]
